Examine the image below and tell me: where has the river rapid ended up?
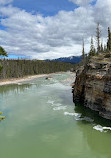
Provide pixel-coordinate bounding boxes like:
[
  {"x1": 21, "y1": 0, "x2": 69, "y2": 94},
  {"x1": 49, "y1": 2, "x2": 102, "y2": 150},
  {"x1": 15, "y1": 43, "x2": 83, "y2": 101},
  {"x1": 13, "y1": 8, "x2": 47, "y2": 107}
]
[{"x1": 0, "y1": 72, "x2": 111, "y2": 158}]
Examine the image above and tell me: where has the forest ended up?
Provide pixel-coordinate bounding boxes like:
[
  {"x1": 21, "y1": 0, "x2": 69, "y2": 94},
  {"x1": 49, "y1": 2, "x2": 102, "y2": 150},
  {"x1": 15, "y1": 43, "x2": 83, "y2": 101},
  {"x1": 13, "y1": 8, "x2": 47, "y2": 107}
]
[{"x1": 0, "y1": 59, "x2": 75, "y2": 79}]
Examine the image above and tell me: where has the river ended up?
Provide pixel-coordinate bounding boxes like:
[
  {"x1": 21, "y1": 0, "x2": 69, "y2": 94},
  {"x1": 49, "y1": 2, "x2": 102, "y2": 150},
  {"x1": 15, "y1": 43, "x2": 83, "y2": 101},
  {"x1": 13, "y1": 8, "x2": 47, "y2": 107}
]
[{"x1": 0, "y1": 72, "x2": 111, "y2": 158}]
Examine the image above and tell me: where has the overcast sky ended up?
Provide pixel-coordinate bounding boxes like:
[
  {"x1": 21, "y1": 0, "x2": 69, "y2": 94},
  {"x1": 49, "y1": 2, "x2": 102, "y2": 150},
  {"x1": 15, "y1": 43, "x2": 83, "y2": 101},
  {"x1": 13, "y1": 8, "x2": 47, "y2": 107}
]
[{"x1": 0, "y1": 0, "x2": 111, "y2": 59}]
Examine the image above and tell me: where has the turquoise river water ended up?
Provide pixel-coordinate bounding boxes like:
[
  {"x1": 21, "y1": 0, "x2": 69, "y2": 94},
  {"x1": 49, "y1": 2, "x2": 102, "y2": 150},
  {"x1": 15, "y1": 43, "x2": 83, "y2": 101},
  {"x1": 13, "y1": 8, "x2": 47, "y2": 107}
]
[{"x1": 0, "y1": 72, "x2": 111, "y2": 158}]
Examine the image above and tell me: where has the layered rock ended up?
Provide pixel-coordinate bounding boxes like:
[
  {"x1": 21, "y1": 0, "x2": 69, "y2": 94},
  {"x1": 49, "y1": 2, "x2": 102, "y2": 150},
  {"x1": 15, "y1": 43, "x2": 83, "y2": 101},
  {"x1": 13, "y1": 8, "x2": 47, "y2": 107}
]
[{"x1": 73, "y1": 55, "x2": 111, "y2": 120}]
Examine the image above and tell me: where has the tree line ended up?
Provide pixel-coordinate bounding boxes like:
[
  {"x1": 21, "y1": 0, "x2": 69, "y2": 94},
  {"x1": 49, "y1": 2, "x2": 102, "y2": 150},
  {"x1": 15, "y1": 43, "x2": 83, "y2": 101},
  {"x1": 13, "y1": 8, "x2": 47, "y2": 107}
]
[
  {"x1": 0, "y1": 59, "x2": 75, "y2": 79},
  {"x1": 82, "y1": 24, "x2": 111, "y2": 60},
  {"x1": 0, "y1": 44, "x2": 77, "y2": 79}
]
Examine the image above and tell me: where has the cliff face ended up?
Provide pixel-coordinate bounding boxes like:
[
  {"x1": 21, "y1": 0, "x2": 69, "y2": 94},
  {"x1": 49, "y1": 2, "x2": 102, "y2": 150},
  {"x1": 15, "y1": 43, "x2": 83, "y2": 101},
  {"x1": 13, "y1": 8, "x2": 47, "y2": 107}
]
[{"x1": 73, "y1": 55, "x2": 111, "y2": 120}]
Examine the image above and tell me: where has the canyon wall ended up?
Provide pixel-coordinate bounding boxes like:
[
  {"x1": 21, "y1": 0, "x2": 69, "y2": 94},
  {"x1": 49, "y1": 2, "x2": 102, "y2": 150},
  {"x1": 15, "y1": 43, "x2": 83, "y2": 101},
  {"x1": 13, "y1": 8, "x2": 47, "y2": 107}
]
[{"x1": 73, "y1": 55, "x2": 111, "y2": 120}]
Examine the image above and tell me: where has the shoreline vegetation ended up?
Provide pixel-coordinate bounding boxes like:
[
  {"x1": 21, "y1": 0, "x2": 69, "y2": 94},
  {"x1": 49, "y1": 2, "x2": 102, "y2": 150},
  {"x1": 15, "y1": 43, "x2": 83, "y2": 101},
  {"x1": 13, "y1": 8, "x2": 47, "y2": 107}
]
[
  {"x1": 0, "y1": 59, "x2": 76, "y2": 80},
  {"x1": 0, "y1": 72, "x2": 68, "y2": 86}
]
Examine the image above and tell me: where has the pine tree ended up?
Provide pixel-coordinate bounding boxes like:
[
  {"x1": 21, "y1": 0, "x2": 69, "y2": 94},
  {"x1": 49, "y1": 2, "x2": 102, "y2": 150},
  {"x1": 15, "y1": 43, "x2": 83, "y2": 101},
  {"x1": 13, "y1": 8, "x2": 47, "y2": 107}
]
[
  {"x1": 0, "y1": 46, "x2": 8, "y2": 71},
  {"x1": 107, "y1": 27, "x2": 111, "y2": 53},
  {"x1": 89, "y1": 37, "x2": 95, "y2": 56},
  {"x1": 100, "y1": 42, "x2": 103, "y2": 52},
  {"x1": 0, "y1": 46, "x2": 8, "y2": 57},
  {"x1": 96, "y1": 23, "x2": 101, "y2": 54},
  {"x1": 82, "y1": 39, "x2": 85, "y2": 64}
]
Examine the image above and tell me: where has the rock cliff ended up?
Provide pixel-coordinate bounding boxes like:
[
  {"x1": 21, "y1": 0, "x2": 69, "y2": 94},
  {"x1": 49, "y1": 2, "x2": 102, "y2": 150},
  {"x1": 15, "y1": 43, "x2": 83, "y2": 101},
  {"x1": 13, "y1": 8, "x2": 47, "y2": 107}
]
[{"x1": 73, "y1": 55, "x2": 111, "y2": 120}]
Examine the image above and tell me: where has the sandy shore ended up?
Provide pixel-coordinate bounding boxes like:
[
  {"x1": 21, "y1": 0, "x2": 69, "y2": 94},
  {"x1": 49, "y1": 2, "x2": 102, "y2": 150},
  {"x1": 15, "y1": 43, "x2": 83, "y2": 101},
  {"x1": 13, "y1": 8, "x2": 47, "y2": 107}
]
[{"x1": 0, "y1": 72, "x2": 67, "y2": 86}]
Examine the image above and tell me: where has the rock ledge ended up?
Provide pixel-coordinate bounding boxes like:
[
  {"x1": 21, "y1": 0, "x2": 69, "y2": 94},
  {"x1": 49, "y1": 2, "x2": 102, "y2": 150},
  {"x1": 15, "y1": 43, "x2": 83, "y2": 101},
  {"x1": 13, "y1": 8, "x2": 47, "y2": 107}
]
[{"x1": 73, "y1": 55, "x2": 111, "y2": 120}]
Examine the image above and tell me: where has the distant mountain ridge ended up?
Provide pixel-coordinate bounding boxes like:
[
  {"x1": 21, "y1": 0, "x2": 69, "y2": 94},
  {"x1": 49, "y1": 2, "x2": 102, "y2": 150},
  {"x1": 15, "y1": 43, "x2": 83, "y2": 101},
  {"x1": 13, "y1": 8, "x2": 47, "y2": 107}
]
[{"x1": 46, "y1": 56, "x2": 81, "y2": 64}]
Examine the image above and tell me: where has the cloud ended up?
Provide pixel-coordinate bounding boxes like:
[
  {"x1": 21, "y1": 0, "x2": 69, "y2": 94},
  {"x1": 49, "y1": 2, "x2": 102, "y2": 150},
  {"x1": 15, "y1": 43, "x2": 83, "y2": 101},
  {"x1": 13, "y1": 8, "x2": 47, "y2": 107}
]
[
  {"x1": 68, "y1": 0, "x2": 94, "y2": 6},
  {"x1": 0, "y1": 5, "x2": 20, "y2": 17},
  {"x1": 0, "y1": 0, "x2": 110, "y2": 59},
  {"x1": 0, "y1": 0, "x2": 13, "y2": 5},
  {"x1": 0, "y1": 8, "x2": 93, "y2": 59}
]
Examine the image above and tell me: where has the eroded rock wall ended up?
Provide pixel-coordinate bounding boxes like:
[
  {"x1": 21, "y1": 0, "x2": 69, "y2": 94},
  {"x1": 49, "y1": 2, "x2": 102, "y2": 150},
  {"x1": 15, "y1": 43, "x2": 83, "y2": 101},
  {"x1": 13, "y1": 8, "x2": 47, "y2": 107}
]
[{"x1": 73, "y1": 57, "x2": 111, "y2": 120}]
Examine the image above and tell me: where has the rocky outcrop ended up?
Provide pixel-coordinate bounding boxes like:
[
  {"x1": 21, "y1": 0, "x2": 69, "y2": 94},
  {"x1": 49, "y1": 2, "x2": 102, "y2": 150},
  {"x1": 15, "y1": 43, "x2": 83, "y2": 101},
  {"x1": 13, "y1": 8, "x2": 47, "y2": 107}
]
[{"x1": 73, "y1": 55, "x2": 111, "y2": 120}]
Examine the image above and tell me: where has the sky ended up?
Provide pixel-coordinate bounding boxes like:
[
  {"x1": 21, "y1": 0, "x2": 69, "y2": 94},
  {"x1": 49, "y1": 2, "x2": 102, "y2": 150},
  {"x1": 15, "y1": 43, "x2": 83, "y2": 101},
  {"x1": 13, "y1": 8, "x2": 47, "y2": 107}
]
[{"x1": 0, "y1": 0, "x2": 111, "y2": 59}]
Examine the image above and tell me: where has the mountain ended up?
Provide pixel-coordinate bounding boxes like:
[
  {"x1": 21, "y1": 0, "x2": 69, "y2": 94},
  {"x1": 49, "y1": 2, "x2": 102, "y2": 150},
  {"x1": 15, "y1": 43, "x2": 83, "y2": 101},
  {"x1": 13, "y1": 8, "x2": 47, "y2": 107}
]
[{"x1": 46, "y1": 56, "x2": 81, "y2": 64}]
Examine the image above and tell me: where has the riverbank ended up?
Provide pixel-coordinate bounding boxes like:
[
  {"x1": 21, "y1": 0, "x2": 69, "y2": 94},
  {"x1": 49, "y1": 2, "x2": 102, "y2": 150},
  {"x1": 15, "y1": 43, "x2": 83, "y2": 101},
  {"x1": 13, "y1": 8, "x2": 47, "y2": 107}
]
[{"x1": 0, "y1": 72, "x2": 68, "y2": 86}]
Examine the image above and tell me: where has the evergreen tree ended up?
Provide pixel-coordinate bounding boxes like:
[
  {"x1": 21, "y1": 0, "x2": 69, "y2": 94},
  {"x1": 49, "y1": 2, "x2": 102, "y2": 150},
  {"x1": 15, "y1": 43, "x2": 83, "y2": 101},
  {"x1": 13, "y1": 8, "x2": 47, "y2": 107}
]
[
  {"x1": 0, "y1": 46, "x2": 8, "y2": 57},
  {"x1": 96, "y1": 23, "x2": 101, "y2": 54},
  {"x1": 82, "y1": 39, "x2": 85, "y2": 64},
  {"x1": 82, "y1": 39, "x2": 85, "y2": 62},
  {"x1": 0, "y1": 46, "x2": 8, "y2": 71},
  {"x1": 107, "y1": 27, "x2": 111, "y2": 53},
  {"x1": 100, "y1": 42, "x2": 103, "y2": 52},
  {"x1": 89, "y1": 37, "x2": 96, "y2": 56}
]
